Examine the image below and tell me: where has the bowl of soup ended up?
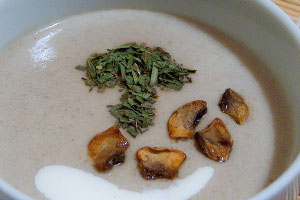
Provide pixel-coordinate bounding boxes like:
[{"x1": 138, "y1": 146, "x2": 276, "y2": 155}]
[{"x1": 0, "y1": 0, "x2": 300, "y2": 200}]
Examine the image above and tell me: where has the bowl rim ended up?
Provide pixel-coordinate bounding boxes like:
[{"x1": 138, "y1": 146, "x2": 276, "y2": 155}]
[
  {"x1": 249, "y1": 0, "x2": 300, "y2": 199},
  {"x1": 0, "y1": 0, "x2": 300, "y2": 200}
]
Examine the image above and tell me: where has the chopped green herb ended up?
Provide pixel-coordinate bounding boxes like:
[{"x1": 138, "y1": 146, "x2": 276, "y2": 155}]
[
  {"x1": 75, "y1": 65, "x2": 87, "y2": 71},
  {"x1": 150, "y1": 66, "x2": 158, "y2": 86},
  {"x1": 76, "y1": 43, "x2": 196, "y2": 137}
]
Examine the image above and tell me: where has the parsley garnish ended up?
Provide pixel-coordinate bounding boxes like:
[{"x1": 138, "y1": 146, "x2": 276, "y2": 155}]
[{"x1": 76, "y1": 43, "x2": 196, "y2": 137}]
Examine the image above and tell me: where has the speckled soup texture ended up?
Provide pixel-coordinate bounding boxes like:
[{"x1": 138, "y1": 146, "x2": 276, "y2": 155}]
[{"x1": 0, "y1": 9, "x2": 293, "y2": 200}]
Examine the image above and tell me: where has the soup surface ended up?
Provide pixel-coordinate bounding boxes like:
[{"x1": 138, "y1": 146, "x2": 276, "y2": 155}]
[{"x1": 0, "y1": 9, "x2": 293, "y2": 200}]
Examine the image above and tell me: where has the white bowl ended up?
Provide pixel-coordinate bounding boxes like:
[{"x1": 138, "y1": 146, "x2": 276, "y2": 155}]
[{"x1": 0, "y1": 0, "x2": 299, "y2": 199}]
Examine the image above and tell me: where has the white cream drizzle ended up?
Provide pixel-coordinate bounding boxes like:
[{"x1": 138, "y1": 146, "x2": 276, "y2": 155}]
[{"x1": 35, "y1": 165, "x2": 214, "y2": 200}]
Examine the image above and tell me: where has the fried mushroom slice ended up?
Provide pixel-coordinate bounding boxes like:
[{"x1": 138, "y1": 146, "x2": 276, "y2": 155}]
[
  {"x1": 88, "y1": 126, "x2": 129, "y2": 172},
  {"x1": 168, "y1": 100, "x2": 207, "y2": 139},
  {"x1": 136, "y1": 146, "x2": 186, "y2": 180},
  {"x1": 194, "y1": 118, "x2": 233, "y2": 162},
  {"x1": 219, "y1": 88, "x2": 249, "y2": 125}
]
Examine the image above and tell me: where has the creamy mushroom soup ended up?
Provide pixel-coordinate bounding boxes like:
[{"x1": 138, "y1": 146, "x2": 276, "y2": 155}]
[{"x1": 0, "y1": 9, "x2": 293, "y2": 200}]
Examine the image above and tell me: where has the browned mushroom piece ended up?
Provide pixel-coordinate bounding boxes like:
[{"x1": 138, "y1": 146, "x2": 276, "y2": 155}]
[
  {"x1": 136, "y1": 146, "x2": 186, "y2": 180},
  {"x1": 194, "y1": 118, "x2": 233, "y2": 162},
  {"x1": 88, "y1": 126, "x2": 129, "y2": 172},
  {"x1": 219, "y1": 88, "x2": 249, "y2": 125},
  {"x1": 168, "y1": 100, "x2": 207, "y2": 139}
]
